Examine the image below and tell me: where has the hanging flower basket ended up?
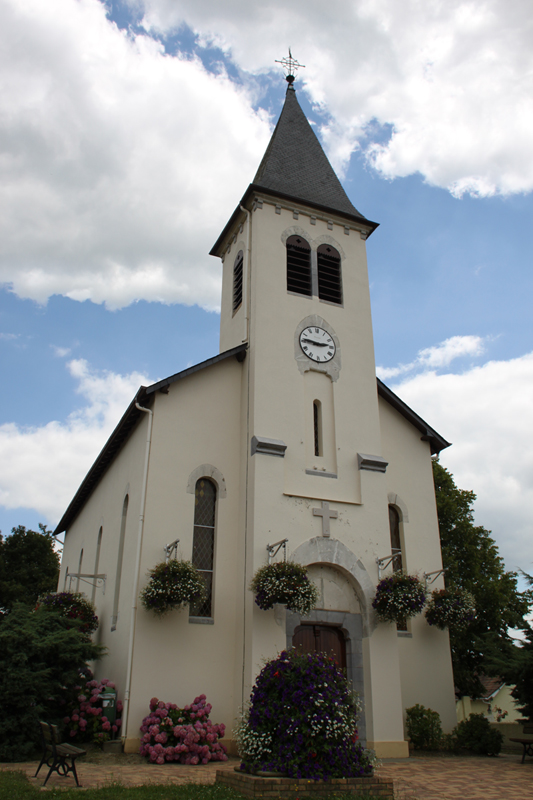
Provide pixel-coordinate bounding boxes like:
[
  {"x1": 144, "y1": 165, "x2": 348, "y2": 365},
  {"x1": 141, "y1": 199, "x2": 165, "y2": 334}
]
[
  {"x1": 250, "y1": 561, "x2": 318, "y2": 615},
  {"x1": 372, "y1": 572, "x2": 426, "y2": 624},
  {"x1": 425, "y1": 587, "x2": 476, "y2": 630},
  {"x1": 36, "y1": 592, "x2": 99, "y2": 636},
  {"x1": 140, "y1": 560, "x2": 206, "y2": 616}
]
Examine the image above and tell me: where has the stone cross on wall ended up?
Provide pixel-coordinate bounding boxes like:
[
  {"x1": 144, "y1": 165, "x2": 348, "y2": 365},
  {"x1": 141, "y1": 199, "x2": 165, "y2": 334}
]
[{"x1": 312, "y1": 501, "x2": 338, "y2": 537}]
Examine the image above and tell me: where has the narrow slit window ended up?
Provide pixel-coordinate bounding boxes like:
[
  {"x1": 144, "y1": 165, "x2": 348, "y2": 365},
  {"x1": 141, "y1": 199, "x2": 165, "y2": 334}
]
[
  {"x1": 232, "y1": 250, "x2": 244, "y2": 313},
  {"x1": 190, "y1": 478, "x2": 217, "y2": 618},
  {"x1": 111, "y1": 494, "x2": 128, "y2": 630},
  {"x1": 313, "y1": 400, "x2": 323, "y2": 457},
  {"x1": 317, "y1": 244, "x2": 342, "y2": 304},
  {"x1": 286, "y1": 235, "x2": 311, "y2": 296},
  {"x1": 76, "y1": 548, "x2": 84, "y2": 592}
]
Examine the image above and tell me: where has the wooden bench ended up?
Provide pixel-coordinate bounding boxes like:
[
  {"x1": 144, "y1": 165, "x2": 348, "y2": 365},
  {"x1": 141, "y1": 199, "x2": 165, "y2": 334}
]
[
  {"x1": 34, "y1": 721, "x2": 87, "y2": 787},
  {"x1": 509, "y1": 724, "x2": 533, "y2": 764}
]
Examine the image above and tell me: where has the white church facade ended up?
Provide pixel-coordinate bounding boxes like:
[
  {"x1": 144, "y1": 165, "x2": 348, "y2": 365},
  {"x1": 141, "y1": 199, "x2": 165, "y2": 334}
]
[{"x1": 56, "y1": 80, "x2": 457, "y2": 758}]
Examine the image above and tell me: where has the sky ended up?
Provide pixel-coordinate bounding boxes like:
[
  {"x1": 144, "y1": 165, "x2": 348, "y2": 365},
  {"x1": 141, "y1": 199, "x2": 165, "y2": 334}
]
[{"x1": 0, "y1": 0, "x2": 532, "y2": 581}]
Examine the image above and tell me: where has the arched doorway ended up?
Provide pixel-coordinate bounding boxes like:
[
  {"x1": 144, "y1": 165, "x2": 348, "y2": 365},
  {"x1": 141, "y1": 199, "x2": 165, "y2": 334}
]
[{"x1": 292, "y1": 624, "x2": 346, "y2": 669}]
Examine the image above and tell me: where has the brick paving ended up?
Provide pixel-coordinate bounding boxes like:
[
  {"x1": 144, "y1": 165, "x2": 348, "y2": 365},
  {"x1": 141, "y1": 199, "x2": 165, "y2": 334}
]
[{"x1": 2, "y1": 752, "x2": 532, "y2": 798}]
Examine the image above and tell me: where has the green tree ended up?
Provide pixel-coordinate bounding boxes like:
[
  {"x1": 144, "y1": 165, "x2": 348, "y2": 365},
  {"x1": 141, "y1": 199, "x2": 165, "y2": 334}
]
[
  {"x1": 507, "y1": 572, "x2": 533, "y2": 721},
  {"x1": 0, "y1": 524, "x2": 60, "y2": 613},
  {"x1": 432, "y1": 460, "x2": 529, "y2": 698},
  {"x1": 0, "y1": 603, "x2": 103, "y2": 761}
]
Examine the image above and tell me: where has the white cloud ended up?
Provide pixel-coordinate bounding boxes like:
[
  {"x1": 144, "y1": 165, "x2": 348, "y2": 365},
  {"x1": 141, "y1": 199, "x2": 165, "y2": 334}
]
[
  {"x1": 0, "y1": 359, "x2": 152, "y2": 524},
  {"x1": 51, "y1": 345, "x2": 72, "y2": 358},
  {"x1": 1, "y1": 0, "x2": 532, "y2": 312},
  {"x1": 0, "y1": 0, "x2": 271, "y2": 310},
  {"x1": 135, "y1": 0, "x2": 533, "y2": 194},
  {"x1": 377, "y1": 335, "x2": 486, "y2": 379},
  {"x1": 389, "y1": 352, "x2": 533, "y2": 574}
]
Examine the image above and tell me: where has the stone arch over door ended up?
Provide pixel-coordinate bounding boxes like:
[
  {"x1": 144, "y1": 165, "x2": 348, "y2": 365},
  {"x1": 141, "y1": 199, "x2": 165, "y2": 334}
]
[{"x1": 290, "y1": 537, "x2": 376, "y2": 636}]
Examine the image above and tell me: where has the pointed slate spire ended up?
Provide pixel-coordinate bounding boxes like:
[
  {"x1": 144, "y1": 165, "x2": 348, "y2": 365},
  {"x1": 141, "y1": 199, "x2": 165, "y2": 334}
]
[{"x1": 251, "y1": 84, "x2": 366, "y2": 220}]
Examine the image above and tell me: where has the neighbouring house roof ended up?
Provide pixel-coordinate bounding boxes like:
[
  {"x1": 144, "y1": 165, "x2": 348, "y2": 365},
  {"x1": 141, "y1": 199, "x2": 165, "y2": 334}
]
[
  {"x1": 54, "y1": 345, "x2": 449, "y2": 536},
  {"x1": 479, "y1": 675, "x2": 506, "y2": 701},
  {"x1": 210, "y1": 85, "x2": 378, "y2": 257}
]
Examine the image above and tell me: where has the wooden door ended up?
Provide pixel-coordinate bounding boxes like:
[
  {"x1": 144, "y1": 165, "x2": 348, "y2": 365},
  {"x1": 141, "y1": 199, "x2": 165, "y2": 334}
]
[{"x1": 292, "y1": 624, "x2": 346, "y2": 669}]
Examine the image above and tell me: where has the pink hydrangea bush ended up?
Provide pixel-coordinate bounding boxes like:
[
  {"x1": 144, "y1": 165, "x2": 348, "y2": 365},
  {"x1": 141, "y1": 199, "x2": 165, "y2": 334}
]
[
  {"x1": 64, "y1": 677, "x2": 123, "y2": 747},
  {"x1": 139, "y1": 695, "x2": 228, "y2": 765}
]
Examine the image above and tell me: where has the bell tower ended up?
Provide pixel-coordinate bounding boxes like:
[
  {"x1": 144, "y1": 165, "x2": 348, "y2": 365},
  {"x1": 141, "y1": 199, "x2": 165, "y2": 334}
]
[{"x1": 211, "y1": 65, "x2": 410, "y2": 756}]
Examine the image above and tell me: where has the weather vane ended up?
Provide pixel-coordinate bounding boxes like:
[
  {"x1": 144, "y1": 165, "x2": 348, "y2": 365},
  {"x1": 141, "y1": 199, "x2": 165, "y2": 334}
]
[{"x1": 275, "y1": 49, "x2": 305, "y2": 86}]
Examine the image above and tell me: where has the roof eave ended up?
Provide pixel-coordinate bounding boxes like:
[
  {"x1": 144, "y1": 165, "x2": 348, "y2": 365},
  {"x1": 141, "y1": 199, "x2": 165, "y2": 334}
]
[
  {"x1": 377, "y1": 378, "x2": 451, "y2": 455},
  {"x1": 210, "y1": 183, "x2": 379, "y2": 258}
]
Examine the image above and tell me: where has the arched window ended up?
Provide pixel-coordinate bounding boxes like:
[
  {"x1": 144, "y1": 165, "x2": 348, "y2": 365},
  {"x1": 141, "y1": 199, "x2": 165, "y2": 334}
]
[
  {"x1": 111, "y1": 495, "x2": 128, "y2": 631},
  {"x1": 190, "y1": 478, "x2": 217, "y2": 618},
  {"x1": 389, "y1": 505, "x2": 402, "y2": 572},
  {"x1": 76, "y1": 548, "x2": 84, "y2": 592},
  {"x1": 286, "y1": 235, "x2": 311, "y2": 296},
  {"x1": 317, "y1": 244, "x2": 342, "y2": 304},
  {"x1": 91, "y1": 527, "x2": 103, "y2": 604},
  {"x1": 232, "y1": 250, "x2": 244, "y2": 313}
]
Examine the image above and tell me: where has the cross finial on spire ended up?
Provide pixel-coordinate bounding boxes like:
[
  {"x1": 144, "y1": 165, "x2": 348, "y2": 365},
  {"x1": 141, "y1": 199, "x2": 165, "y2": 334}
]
[{"x1": 275, "y1": 48, "x2": 305, "y2": 86}]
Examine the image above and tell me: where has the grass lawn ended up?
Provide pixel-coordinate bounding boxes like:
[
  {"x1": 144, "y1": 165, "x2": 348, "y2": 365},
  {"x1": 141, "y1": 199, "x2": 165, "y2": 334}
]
[{"x1": 0, "y1": 771, "x2": 245, "y2": 800}]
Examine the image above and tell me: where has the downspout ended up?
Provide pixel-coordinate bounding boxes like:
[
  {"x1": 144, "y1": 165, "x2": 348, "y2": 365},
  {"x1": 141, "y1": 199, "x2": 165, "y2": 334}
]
[
  {"x1": 122, "y1": 401, "x2": 153, "y2": 747},
  {"x1": 239, "y1": 203, "x2": 252, "y2": 706}
]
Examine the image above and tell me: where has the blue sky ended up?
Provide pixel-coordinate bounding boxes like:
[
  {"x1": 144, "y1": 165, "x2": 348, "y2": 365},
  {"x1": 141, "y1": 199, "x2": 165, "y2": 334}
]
[{"x1": 1, "y1": 0, "x2": 532, "y2": 577}]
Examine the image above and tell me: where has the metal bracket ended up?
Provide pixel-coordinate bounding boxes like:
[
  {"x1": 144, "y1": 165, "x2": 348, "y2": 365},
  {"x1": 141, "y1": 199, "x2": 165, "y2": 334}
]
[
  {"x1": 64, "y1": 569, "x2": 107, "y2": 595},
  {"x1": 423, "y1": 569, "x2": 445, "y2": 590},
  {"x1": 164, "y1": 539, "x2": 180, "y2": 563},
  {"x1": 266, "y1": 538, "x2": 288, "y2": 564},
  {"x1": 376, "y1": 554, "x2": 400, "y2": 580}
]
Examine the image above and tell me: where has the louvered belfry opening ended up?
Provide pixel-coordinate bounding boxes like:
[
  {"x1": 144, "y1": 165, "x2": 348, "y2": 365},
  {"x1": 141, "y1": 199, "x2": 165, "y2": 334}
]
[
  {"x1": 190, "y1": 478, "x2": 216, "y2": 618},
  {"x1": 232, "y1": 250, "x2": 244, "y2": 313},
  {"x1": 317, "y1": 244, "x2": 342, "y2": 304},
  {"x1": 286, "y1": 235, "x2": 312, "y2": 296}
]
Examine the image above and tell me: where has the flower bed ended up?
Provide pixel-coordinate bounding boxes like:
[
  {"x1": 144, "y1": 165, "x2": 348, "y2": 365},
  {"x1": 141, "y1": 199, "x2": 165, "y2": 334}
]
[
  {"x1": 64, "y1": 677, "x2": 123, "y2": 746},
  {"x1": 372, "y1": 573, "x2": 426, "y2": 624},
  {"x1": 250, "y1": 562, "x2": 318, "y2": 614},
  {"x1": 425, "y1": 587, "x2": 476, "y2": 630},
  {"x1": 37, "y1": 591, "x2": 99, "y2": 636},
  {"x1": 236, "y1": 649, "x2": 374, "y2": 780},
  {"x1": 139, "y1": 695, "x2": 228, "y2": 764},
  {"x1": 140, "y1": 560, "x2": 205, "y2": 615}
]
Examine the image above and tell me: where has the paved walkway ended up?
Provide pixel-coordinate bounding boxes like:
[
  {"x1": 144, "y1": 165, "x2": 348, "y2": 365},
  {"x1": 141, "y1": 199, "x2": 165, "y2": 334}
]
[{"x1": 2, "y1": 752, "x2": 532, "y2": 798}]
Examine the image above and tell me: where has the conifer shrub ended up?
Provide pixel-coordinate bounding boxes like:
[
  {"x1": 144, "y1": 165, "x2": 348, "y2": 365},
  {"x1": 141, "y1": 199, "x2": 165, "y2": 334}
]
[
  {"x1": 236, "y1": 649, "x2": 373, "y2": 780},
  {"x1": 0, "y1": 604, "x2": 102, "y2": 761},
  {"x1": 405, "y1": 704, "x2": 443, "y2": 750},
  {"x1": 139, "y1": 695, "x2": 228, "y2": 764},
  {"x1": 454, "y1": 713, "x2": 503, "y2": 756}
]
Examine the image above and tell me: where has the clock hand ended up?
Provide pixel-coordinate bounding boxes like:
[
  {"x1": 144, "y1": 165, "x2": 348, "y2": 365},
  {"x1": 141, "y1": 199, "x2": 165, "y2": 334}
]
[{"x1": 302, "y1": 338, "x2": 329, "y2": 347}]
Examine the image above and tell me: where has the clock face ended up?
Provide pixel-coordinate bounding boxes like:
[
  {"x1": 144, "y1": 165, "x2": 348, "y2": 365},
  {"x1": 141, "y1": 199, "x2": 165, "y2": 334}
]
[{"x1": 299, "y1": 326, "x2": 336, "y2": 362}]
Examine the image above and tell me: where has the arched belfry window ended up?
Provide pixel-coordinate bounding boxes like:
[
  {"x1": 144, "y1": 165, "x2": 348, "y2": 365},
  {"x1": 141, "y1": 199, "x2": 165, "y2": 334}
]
[
  {"x1": 190, "y1": 478, "x2": 217, "y2": 618},
  {"x1": 286, "y1": 235, "x2": 311, "y2": 296},
  {"x1": 389, "y1": 505, "x2": 403, "y2": 572},
  {"x1": 232, "y1": 250, "x2": 244, "y2": 313},
  {"x1": 317, "y1": 244, "x2": 342, "y2": 304}
]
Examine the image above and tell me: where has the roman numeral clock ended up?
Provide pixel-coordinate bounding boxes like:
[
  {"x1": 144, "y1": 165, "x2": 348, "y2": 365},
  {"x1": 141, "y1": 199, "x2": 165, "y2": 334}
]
[{"x1": 299, "y1": 326, "x2": 336, "y2": 363}]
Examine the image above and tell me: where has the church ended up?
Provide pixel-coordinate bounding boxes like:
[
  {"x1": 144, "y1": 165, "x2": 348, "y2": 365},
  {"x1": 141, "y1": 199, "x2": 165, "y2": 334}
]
[{"x1": 55, "y1": 72, "x2": 457, "y2": 758}]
